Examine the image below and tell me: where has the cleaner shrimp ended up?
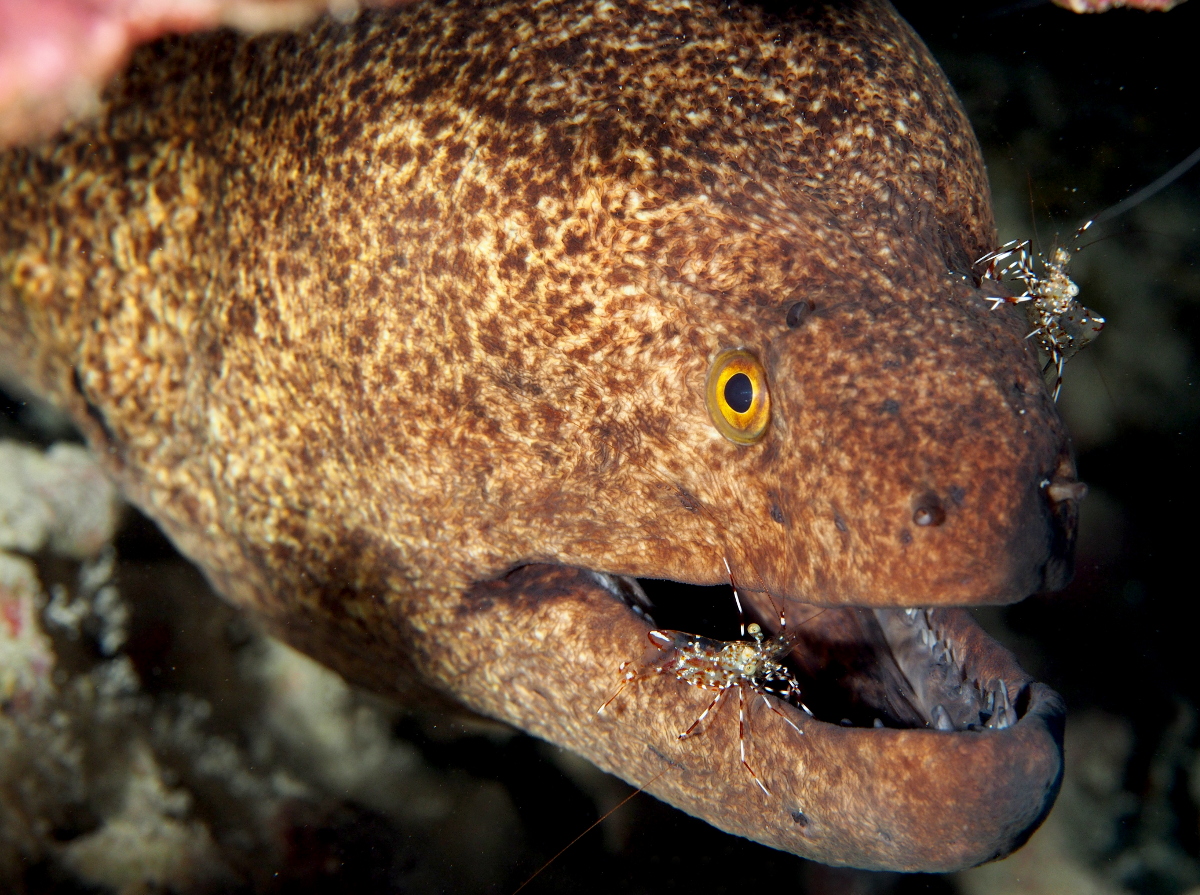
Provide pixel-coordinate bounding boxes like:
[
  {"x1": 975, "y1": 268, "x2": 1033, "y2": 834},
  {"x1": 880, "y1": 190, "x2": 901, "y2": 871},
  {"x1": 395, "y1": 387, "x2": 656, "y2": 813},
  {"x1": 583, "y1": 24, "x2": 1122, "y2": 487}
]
[
  {"x1": 976, "y1": 222, "x2": 1105, "y2": 401},
  {"x1": 974, "y1": 145, "x2": 1200, "y2": 401},
  {"x1": 598, "y1": 559, "x2": 813, "y2": 797}
]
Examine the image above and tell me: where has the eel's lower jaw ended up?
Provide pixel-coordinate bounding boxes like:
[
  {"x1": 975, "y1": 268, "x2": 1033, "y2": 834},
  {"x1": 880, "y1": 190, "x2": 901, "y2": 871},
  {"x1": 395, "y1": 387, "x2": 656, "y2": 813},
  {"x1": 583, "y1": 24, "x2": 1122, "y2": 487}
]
[
  {"x1": 595, "y1": 572, "x2": 1068, "y2": 865},
  {"x1": 457, "y1": 565, "x2": 1064, "y2": 872}
]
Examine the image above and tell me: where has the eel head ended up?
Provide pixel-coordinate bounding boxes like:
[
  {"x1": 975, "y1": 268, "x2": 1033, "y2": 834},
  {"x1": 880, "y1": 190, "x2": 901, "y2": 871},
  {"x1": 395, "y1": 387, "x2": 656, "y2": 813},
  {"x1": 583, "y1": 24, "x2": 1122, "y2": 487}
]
[
  {"x1": 394, "y1": 0, "x2": 1074, "y2": 872},
  {"x1": 439, "y1": 213, "x2": 1075, "y2": 871},
  {"x1": 238, "y1": 0, "x2": 1074, "y2": 871},
  {"x1": 0, "y1": 0, "x2": 1074, "y2": 874}
]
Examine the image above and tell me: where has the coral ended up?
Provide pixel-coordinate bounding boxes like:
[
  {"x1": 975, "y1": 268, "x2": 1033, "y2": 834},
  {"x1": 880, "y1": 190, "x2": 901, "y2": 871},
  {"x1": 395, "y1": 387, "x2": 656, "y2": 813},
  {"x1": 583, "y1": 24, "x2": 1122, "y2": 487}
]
[
  {"x1": 0, "y1": 441, "x2": 521, "y2": 892},
  {"x1": 1053, "y1": 0, "x2": 1186, "y2": 11},
  {"x1": 0, "y1": 0, "x2": 391, "y2": 148},
  {"x1": 0, "y1": 441, "x2": 120, "y2": 559}
]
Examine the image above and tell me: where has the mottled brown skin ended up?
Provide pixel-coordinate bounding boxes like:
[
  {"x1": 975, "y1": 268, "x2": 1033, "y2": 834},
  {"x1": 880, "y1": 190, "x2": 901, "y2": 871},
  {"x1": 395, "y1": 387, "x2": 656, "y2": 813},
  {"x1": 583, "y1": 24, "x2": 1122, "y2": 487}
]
[{"x1": 0, "y1": 0, "x2": 1075, "y2": 871}]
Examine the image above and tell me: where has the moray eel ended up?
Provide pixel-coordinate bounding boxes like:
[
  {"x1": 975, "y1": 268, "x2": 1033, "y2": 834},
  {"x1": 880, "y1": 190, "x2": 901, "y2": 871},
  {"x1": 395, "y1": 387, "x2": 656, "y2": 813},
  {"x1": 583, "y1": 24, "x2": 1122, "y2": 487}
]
[{"x1": 0, "y1": 0, "x2": 1078, "y2": 871}]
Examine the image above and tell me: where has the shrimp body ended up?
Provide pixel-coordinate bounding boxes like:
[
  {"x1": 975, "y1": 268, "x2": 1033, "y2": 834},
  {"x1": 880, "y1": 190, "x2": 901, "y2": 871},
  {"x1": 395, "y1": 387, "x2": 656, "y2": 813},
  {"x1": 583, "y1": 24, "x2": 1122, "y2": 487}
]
[
  {"x1": 600, "y1": 616, "x2": 807, "y2": 796},
  {"x1": 976, "y1": 231, "x2": 1105, "y2": 400},
  {"x1": 648, "y1": 624, "x2": 802, "y2": 706}
]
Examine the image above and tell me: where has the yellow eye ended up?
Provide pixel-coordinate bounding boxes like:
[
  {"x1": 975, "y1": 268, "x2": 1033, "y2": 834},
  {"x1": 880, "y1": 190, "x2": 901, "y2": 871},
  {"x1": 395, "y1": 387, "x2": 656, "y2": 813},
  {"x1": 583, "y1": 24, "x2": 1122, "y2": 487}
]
[{"x1": 705, "y1": 349, "x2": 770, "y2": 444}]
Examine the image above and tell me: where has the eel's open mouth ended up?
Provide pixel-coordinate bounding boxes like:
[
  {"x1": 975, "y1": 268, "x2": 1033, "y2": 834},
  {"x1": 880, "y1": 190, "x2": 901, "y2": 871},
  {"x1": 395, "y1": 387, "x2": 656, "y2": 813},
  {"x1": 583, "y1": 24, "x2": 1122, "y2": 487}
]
[
  {"x1": 624, "y1": 578, "x2": 1026, "y2": 734},
  {"x1": 461, "y1": 565, "x2": 1064, "y2": 873}
]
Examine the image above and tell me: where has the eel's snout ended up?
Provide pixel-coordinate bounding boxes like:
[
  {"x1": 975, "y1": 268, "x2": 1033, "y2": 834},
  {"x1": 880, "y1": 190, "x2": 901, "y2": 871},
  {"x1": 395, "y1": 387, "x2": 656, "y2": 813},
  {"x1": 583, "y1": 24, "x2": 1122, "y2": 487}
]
[
  {"x1": 757, "y1": 276, "x2": 1081, "y2": 608},
  {"x1": 974, "y1": 439, "x2": 1082, "y2": 601}
]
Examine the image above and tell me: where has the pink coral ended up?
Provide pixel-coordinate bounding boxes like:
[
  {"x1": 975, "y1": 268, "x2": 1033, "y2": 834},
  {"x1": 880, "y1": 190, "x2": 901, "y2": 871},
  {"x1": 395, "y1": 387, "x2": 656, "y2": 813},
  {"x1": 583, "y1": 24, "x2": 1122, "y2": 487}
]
[
  {"x1": 0, "y1": 0, "x2": 409, "y2": 147},
  {"x1": 1053, "y1": 0, "x2": 1186, "y2": 11}
]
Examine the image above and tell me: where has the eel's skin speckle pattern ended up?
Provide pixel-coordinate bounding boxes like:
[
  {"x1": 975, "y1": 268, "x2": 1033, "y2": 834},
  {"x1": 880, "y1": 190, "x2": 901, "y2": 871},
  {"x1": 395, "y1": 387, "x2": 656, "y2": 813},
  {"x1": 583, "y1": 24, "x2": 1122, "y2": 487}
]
[{"x1": 0, "y1": 0, "x2": 1072, "y2": 870}]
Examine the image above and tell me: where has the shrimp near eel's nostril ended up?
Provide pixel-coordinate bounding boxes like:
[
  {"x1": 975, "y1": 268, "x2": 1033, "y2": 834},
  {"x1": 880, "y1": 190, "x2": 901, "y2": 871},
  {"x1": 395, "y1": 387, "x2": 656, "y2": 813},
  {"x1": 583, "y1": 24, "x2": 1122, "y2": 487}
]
[{"x1": 975, "y1": 223, "x2": 1104, "y2": 401}]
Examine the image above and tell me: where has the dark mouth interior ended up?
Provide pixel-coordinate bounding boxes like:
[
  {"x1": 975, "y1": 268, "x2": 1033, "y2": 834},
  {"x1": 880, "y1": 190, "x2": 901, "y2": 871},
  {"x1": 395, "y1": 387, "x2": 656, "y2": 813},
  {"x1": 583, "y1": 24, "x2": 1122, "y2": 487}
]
[{"x1": 632, "y1": 577, "x2": 1029, "y2": 733}]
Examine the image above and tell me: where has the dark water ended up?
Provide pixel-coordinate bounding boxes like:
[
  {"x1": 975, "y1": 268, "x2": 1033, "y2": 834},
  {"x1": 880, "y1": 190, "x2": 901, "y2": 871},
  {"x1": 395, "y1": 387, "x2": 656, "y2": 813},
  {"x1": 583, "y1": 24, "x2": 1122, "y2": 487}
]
[
  {"x1": 2, "y1": 2, "x2": 1198, "y2": 893},
  {"x1": 916, "y1": 3, "x2": 1200, "y2": 893}
]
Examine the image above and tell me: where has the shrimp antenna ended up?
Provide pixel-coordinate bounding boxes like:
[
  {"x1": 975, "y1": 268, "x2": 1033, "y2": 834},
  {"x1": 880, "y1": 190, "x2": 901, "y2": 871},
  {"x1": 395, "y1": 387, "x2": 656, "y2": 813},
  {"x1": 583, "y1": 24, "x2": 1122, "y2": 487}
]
[
  {"x1": 726, "y1": 553, "x2": 830, "y2": 639},
  {"x1": 1088, "y1": 143, "x2": 1200, "y2": 229},
  {"x1": 1028, "y1": 171, "x2": 1042, "y2": 254},
  {"x1": 510, "y1": 763, "x2": 673, "y2": 895},
  {"x1": 981, "y1": 0, "x2": 1051, "y2": 20}
]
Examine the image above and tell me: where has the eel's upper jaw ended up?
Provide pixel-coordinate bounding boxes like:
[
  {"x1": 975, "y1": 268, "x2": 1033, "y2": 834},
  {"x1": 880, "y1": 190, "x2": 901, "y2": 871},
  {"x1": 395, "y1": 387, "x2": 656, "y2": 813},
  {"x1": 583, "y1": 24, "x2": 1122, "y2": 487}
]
[
  {"x1": 458, "y1": 565, "x2": 1064, "y2": 873},
  {"x1": 748, "y1": 271, "x2": 1084, "y2": 611}
]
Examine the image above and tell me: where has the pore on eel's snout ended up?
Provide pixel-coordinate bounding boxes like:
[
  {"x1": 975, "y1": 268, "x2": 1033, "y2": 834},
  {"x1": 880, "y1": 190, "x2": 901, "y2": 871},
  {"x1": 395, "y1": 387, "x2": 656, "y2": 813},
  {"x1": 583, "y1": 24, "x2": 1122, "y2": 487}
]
[{"x1": 445, "y1": 565, "x2": 1064, "y2": 872}]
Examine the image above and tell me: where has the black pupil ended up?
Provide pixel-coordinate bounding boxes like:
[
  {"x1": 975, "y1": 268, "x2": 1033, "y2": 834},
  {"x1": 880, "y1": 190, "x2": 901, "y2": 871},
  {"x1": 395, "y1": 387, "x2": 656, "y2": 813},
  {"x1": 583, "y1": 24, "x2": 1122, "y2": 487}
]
[{"x1": 724, "y1": 373, "x2": 754, "y2": 414}]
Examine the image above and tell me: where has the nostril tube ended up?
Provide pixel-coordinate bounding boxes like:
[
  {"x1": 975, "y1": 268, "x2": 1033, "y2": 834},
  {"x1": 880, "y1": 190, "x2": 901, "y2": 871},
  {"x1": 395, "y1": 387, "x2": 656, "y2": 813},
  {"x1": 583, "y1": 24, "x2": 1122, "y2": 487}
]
[
  {"x1": 913, "y1": 494, "x2": 946, "y2": 527},
  {"x1": 1046, "y1": 480, "x2": 1088, "y2": 504},
  {"x1": 1036, "y1": 464, "x2": 1082, "y2": 592}
]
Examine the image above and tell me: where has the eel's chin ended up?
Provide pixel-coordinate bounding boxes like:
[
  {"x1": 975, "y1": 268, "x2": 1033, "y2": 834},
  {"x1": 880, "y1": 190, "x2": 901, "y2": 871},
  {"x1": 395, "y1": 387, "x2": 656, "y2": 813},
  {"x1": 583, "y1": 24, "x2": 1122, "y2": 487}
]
[{"x1": 459, "y1": 565, "x2": 1065, "y2": 873}]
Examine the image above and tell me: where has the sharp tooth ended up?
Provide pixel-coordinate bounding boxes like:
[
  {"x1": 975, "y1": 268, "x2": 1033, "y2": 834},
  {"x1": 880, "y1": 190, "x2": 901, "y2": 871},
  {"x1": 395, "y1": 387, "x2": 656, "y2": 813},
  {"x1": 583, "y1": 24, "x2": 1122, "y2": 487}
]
[
  {"x1": 873, "y1": 718, "x2": 884, "y2": 729},
  {"x1": 591, "y1": 571, "x2": 652, "y2": 610},
  {"x1": 630, "y1": 604, "x2": 658, "y2": 627},
  {"x1": 937, "y1": 637, "x2": 962, "y2": 673},
  {"x1": 986, "y1": 682, "x2": 1014, "y2": 730},
  {"x1": 931, "y1": 704, "x2": 954, "y2": 731}
]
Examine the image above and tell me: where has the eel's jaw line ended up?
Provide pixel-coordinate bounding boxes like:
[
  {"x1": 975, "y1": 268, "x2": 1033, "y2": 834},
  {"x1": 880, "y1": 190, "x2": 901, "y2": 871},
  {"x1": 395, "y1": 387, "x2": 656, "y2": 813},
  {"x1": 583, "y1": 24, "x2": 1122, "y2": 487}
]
[{"x1": 467, "y1": 564, "x2": 1064, "y2": 871}]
